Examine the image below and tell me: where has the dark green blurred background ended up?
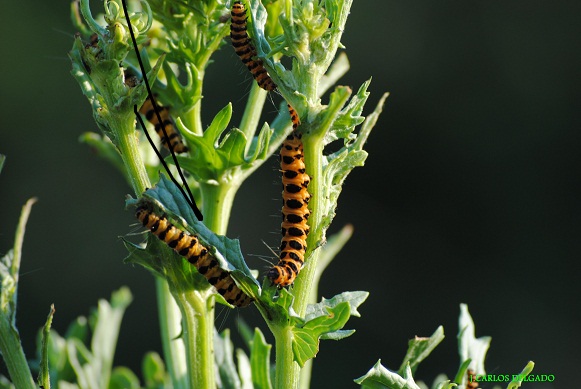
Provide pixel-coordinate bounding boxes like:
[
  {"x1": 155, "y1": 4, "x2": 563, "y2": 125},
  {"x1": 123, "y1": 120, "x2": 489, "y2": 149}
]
[{"x1": 1, "y1": 1, "x2": 579, "y2": 388}]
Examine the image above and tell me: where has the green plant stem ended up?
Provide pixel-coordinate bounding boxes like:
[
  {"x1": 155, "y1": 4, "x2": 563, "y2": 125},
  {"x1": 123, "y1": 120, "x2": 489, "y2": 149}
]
[
  {"x1": 270, "y1": 113, "x2": 326, "y2": 389},
  {"x1": 290, "y1": 130, "x2": 324, "y2": 317},
  {"x1": 174, "y1": 290, "x2": 216, "y2": 389},
  {"x1": 182, "y1": 79, "x2": 204, "y2": 135},
  {"x1": 199, "y1": 180, "x2": 240, "y2": 235},
  {"x1": 167, "y1": 177, "x2": 239, "y2": 389},
  {"x1": 0, "y1": 318, "x2": 36, "y2": 389},
  {"x1": 0, "y1": 197, "x2": 37, "y2": 389},
  {"x1": 114, "y1": 113, "x2": 188, "y2": 389},
  {"x1": 273, "y1": 326, "x2": 300, "y2": 389},
  {"x1": 240, "y1": 83, "x2": 267, "y2": 153},
  {"x1": 156, "y1": 277, "x2": 188, "y2": 389}
]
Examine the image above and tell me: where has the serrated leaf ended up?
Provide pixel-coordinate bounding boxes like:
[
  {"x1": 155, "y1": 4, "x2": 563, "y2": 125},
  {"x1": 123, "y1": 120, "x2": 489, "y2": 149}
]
[
  {"x1": 219, "y1": 128, "x2": 248, "y2": 167},
  {"x1": 0, "y1": 250, "x2": 16, "y2": 317},
  {"x1": 305, "y1": 291, "x2": 368, "y2": 321},
  {"x1": 246, "y1": 0, "x2": 271, "y2": 58},
  {"x1": 109, "y1": 367, "x2": 140, "y2": 389},
  {"x1": 398, "y1": 326, "x2": 445, "y2": 376},
  {"x1": 323, "y1": 80, "x2": 369, "y2": 145},
  {"x1": 204, "y1": 104, "x2": 233, "y2": 146},
  {"x1": 172, "y1": 102, "x2": 269, "y2": 182},
  {"x1": 320, "y1": 329, "x2": 355, "y2": 340},
  {"x1": 245, "y1": 123, "x2": 273, "y2": 164},
  {"x1": 355, "y1": 361, "x2": 422, "y2": 389},
  {"x1": 458, "y1": 304, "x2": 491, "y2": 375},
  {"x1": 292, "y1": 302, "x2": 351, "y2": 367},
  {"x1": 142, "y1": 351, "x2": 167, "y2": 388},
  {"x1": 250, "y1": 328, "x2": 272, "y2": 389},
  {"x1": 127, "y1": 175, "x2": 260, "y2": 299},
  {"x1": 215, "y1": 329, "x2": 242, "y2": 389}
]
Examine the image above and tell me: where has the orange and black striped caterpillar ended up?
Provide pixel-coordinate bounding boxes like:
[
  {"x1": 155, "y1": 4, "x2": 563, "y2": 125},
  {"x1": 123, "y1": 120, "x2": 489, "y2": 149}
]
[
  {"x1": 466, "y1": 369, "x2": 479, "y2": 389},
  {"x1": 230, "y1": 1, "x2": 277, "y2": 92},
  {"x1": 122, "y1": 71, "x2": 188, "y2": 154},
  {"x1": 138, "y1": 96, "x2": 189, "y2": 154},
  {"x1": 136, "y1": 201, "x2": 252, "y2": 307},
  {"x1": 267, "y1": 105, "x2": 310, "y2": 287}
]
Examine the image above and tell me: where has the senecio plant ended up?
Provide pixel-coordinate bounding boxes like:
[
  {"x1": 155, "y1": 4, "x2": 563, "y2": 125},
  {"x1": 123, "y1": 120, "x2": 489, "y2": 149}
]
[{"x1": 0, "y1": 0, "x2": 535, "y2": 388}]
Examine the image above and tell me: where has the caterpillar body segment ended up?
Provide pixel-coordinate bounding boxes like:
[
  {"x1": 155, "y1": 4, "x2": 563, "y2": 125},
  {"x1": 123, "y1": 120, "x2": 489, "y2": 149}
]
[
  {"x1": 135, "y1": 202, "x2": 252, "y2": 307},
  {"x1": 230, "y1": 1, "x2": 277, "y2": 92},
  {"x1": 268, "y1": 106, "x2": 310, "y2": 287},
  {"x1": 466, "y1": 370, "x2": 479, "y2": 389},
  {"x1": 287, "y1": 104, "x2": 300, "y2": 130},
  {"x1": 139, "y1": 97, "x2": 189, "y2": 154}
]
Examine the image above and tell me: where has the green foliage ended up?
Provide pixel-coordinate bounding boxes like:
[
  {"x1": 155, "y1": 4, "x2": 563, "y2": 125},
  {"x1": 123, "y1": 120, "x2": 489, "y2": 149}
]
[
  {"x1": 124, "y1": 174, "x2": 260, "y2": 303},
  {"x1": 457, "y1": 303, "x2": 491, "y2": 375},
  {"x1": 174, "y1": 103, "x2": 273, "y2": 183},
  {"x1": 0, "y1": 195, "x2": 37, "y2": 389},
  {"x1": 398, "y1": 326, "x2": 445, "y2": 376},
  {"x1": 37, "y1": 288, "x2": 137, "y2": 388},
  {"x1": 37, "y1": 305, "x2": 56, "y2": 389},
  {"x1": 355, "y1": 306, "x2": 534, "y2": 389}
]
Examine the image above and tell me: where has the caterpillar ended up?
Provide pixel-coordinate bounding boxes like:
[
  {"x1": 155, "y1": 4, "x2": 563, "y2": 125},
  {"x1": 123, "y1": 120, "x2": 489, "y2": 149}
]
[
  {"x1": 136, "y1": 201, "x2": 252, "y2": 307},
  {"x1": 230, "y1": 1, "x2": 277, "y2": 92},
  {"x1": 267, "y1": 105, "x2": 310, "y2": 287},
  {"x1": 139, "y1": 96, "x2": 189, "y2": 154},
  {"x1": 466, "y1": 369, "x2": 479, "y2": 389}
]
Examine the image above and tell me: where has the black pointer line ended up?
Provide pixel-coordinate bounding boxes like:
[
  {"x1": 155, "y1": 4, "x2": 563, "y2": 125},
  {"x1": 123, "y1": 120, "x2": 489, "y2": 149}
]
[{"x1": 120, "y1": 0, "x2": 203, "y2": 221}]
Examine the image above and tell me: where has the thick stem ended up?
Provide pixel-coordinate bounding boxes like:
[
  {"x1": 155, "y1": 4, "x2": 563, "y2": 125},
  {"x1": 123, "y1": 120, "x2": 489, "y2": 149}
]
[
  {"x1": 240, "y1": 83, "x2": 268, "y2": 154},
  {"x1": 156, "y1": 278, "x2": 188, "y2": 389},
  {"x1": 0, "y1": 318, "x2": 35, "y2": 389},
  {"x1": 274, "y1": 326, "x2": 300, "y2": 389},
  {"x1": 182, "y1": 70, "x2": 204, "y2": 136},
  {"x1": 114, "y1": 113, "x2": 187, "y2": 389},
  {"x1": 175, "y1": 290, "x2": 216, "y2": 389},
  {"x1": 199, "y1": 180, "x2": 240, "y2": 235}
]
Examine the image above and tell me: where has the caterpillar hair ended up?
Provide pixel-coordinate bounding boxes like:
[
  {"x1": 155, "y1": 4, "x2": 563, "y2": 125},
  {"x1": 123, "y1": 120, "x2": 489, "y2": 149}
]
[
  {"x1": 136, "y1": 201, "x2": 252, "y2": 307},
  {"x1": 230, "y1": 1, "x2": 277, "y2": 92},
  {"x1": 267, "y1": 105, "x2": 310, "y2": 287}
]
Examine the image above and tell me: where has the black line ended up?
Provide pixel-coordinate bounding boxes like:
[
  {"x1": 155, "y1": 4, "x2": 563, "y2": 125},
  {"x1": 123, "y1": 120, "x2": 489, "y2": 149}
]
[{"x1": 121, "y1": 0, "x2": 203, "y2": 221}]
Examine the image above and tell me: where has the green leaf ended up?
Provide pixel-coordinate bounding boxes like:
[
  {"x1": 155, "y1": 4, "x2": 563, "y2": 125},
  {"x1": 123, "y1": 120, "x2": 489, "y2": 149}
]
[
  {"x1": 109, "y1": 367, "x2": 140, "y2": 389},
  {"x1": 292, "y1": 302, "x2": 351, "y2": 367},
  {"x1": 305, "y1": 291, "x2": 368, "y2": 320},
  {"x1": 37, "y1": 305, "x2": 56, "y2": 389},
  {"x1": 250, "y1": 328, "x2": 272, "y2": 389},
  {"x1": 127, "y1": 175, "x2": 260, "y2": 300},
  {"x1": 452, "y1": 359, "x2": 472, "y2": 386},
  {"x1": 506, "y1": 361, "x2": 535, "y2": 389},
  {"x1": 0, "y1": 154, "x2": 5, "y2": 174},
  {"x1": 355, "y1": 361, "x2": 422, "y2": 389},
  {"x1": 64, "y1": 317, "x2": 89, "y2": 344},
  {"x1": 142, "y1": 351, "x2": 167, "y2": 388},
  {"x1": 398, "y1": 326, "x2": 445, "y2": 376},
  {"x1": 246, "y1": 0, "x2": 272, "y2": 59},
  {"x1": 0, "y1": 375, "x2": 14, "y2": 389},
  {"x1": 173, "y1": 101, "x2": 271, "y2": 183},
  {"x1": 312, "y1": 82, "x2": 388, "y2": 242},
  {"x1": 236, "y1": 349, "x2": 253, "y2": 389},
  {"x1": 215, "y1": 329, "x2": 242, "y2": 389},
  {"x1": 458, "y1": 304, "x2": 491, "y2": 375},
  {"x1": 432, "y1": 380, "x2": 457, "y2": 389}
]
